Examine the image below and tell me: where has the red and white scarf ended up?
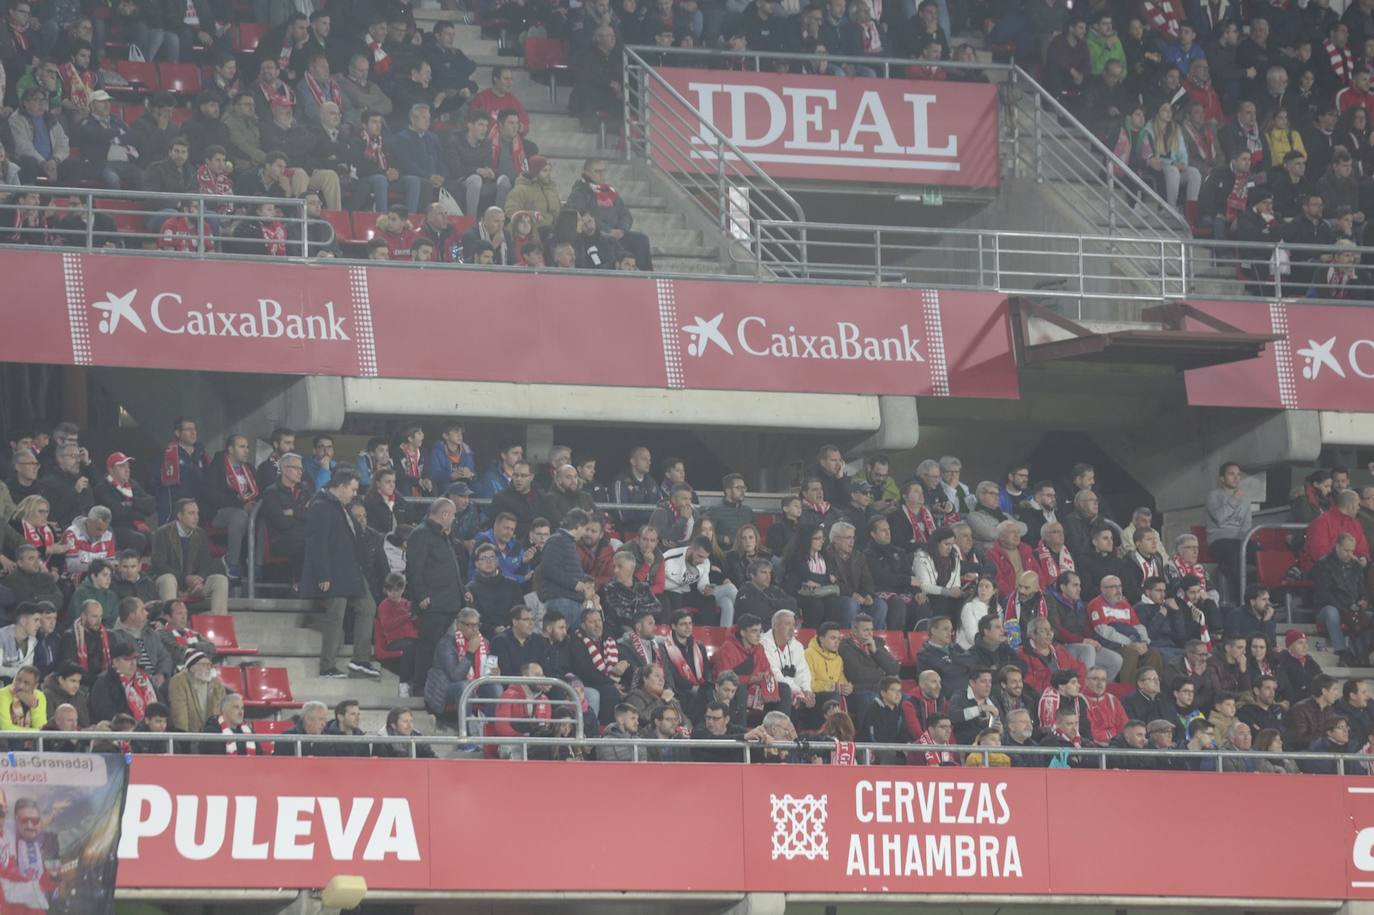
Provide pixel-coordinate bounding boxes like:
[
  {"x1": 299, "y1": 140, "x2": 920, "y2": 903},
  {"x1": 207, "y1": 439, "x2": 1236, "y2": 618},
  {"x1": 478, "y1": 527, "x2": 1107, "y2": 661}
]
[
  {"x1": 73, "y1": 620, "x2": 110, "y2": 673},
  {"x1": 19, "y1": 520, "x2": 53, "y2": 553},
  {"x1": 221, "y1": 453, "x2": 260, "y2": 502},
  {"x1": 1326, "y1": 38, "x2": 1355, "y2": 87},
  {"x1": 1131, "y1": 551, "x2": 1161, "y2": 581},
  {"x1": 121, "y1": 669, "x2": 157, "y2": 721},
  {"x1": 902, "y1": 504, "x2": 936, "y2": 544},
  {"x1": 1170, "y1": 552, "x2": 1209, "y2": 591},
  {"x1": 858, "y1": 19, "x2": 882, "y2": 53},
  {"x1": 489, "y1": 123, "x2": 529, "y2": 178},
  {"x1": 196, "y1": 162, "x2": 233, "y2": 197},
  {"x1": 399, "y1": 444, "x2": 422, "y2": 494},
  {"x1": 106, "y1": 472, "x2": 133, "y2": 499},
  {"x1": 304, "y1": 72, "x2": 341, "y2": 108},
  {"x1": 277, "y1": 32, "x2": 295, "y2": 68},
  {"x1": 260, "y1": 220, "x2": 286, "y2": 256},
  {"x1": 217, "y1": 716, "x2": 258, "y2": 755},
  {"x1": 831, "y1": 740, "x2": 857, "y2": 765},
  {"x1": 577, "y1": 630, "x2": 620, "y2": 677},
  {"x1": 662, "y1": 637, "x2": 705, "y2": 687},
  {"x1": 1035, "y1": 542, "x2": 1074, "y2": 580},
  {"x1": 625, "y1": 632, "x2": 655, "y2": 667},
  {"x1": 1142, "y1": 0, "x2": 1184, "y2": 38},
  {"x1": 803, "y1": 496, "x2": 831, "y2": 516},
  {"x1": 360, "y1": 129, "x2": 388, "y2": 172},
  {"x1": 454, "y1": 628, "x2": 489, "y2": 681},
  {"x1": 367, "y1": 37, "x2": 391, "y2": 74}
]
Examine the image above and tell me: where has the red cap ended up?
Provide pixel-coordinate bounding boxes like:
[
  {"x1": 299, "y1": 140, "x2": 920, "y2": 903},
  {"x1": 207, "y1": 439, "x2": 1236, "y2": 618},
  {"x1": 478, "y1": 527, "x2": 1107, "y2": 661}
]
[
  {"x1": 105, "y1": 452, "x2": 133, "y2": 473},
  {"x1": 1285, "y1": 629, "x2": 1307, "y2": 649}
]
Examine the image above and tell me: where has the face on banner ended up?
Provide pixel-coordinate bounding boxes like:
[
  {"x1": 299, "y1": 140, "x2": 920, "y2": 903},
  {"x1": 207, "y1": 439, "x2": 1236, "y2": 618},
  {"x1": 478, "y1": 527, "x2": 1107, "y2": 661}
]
[{"x1": 0, "y1": 752, "x2": 128, "y2": 915}]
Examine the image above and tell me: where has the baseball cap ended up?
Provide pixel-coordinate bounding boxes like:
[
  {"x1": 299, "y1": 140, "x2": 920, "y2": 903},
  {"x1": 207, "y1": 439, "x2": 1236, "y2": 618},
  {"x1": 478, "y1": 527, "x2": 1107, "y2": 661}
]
[
  {"x1": 1285, "y1": 629, "x2": 1307, "y2": 649},
  {"x1": 89, "y1": 89, "x2": 112, "y2": 102},
  {"x1": 106, "y1": 452, "x2": 133, "y2": 473}
]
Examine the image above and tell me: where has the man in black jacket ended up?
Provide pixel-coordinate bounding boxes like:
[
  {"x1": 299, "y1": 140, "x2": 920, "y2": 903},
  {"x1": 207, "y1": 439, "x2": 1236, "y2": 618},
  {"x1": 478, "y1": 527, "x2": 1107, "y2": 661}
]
[
  {"x1": 201, "y1": 434, "x2": 258, "y2": 580},
  {"x1": 260, "y1": 453, "x2": 309, "y2": 578},
  {"x1": 39, "y1": 442, "x2": 93, "y2": 530},
  {"x1": 1313, "y1": 533, "x2": 1371, "y2": 666},
  {"x1": 93, "y1": 452, "x2": 156, "y2": 556},
  {"x1": 319, "y1": 699, "x2": 369, "y2": 757},
  {"x1": 1122, "y1": 666, "x2": 1169, "y2": 723},
  {"x1": 301, "y1": 470, "x2": 377, "y2": 681},
  {"x1": 1196, "y1": 148, "x2": 1253, "y2": 240},
  {"x1": 967, "y1": 614, "x2": 1024, "y2": 674},
  {"x1": 405, "y1": 498, "x2": 466, "y2": 692}
]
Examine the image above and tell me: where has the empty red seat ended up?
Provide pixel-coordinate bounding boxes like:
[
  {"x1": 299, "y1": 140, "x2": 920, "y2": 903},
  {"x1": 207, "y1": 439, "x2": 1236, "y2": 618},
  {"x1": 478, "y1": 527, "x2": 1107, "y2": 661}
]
[
  {"x1": 158, "y1": 62, "x2": 202, "y2": 95},
  {"x1": 114, "y1": 60, "x2": 159, "y2": 90},
  {"x1": 880, "y1": 630, "x2": 913, "y2": 665},
  {"x1": 119, "y1": 103, "x2": 146, "y2": 124},
  {"x1": 169, "y1": 107, "x2": 192, "y2": 125},
  {"x1": 242, "y1": 667, "x2": 302, "y2": 709},
  {"x1": 251, "y1": 718, "x2": 294, "y2": 734},
  {"x1": 192, "y1": 614, "x2": 257, "y2": 656},
  {"x1": 235, "y1": 22, "x2": 264, "y2": 52},
  {"x1": 695, "y1": 626, "x2": 730, "y2": 648},
  {"x1": 908, "y1": 630, "x2": 929, "y2": 656},
  {"x1": 1190, "y1": 526, "x2": 1214, "y2": 563},
  {"x1": 316, "y1": 208, "x2": 354, "y2": 246},
  {"x1": 796, "y1": 627, "x2": 817, "y2": 647},
  {"x1": 448, "y1": 215, "x2": 475, "y2": 236},
  {"x1": 524, "y1": 37, "x2": 570, "y2": 101},
  {"x1": 214, "y1": 665, "x2": 245, "y2": 694}
]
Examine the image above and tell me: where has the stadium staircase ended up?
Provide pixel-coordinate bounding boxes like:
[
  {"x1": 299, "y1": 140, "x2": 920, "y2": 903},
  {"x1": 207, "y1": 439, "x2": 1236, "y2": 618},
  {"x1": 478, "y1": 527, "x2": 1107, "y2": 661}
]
[{"x1": 414, "y1": 7, "x2": 728, "y2": 274}]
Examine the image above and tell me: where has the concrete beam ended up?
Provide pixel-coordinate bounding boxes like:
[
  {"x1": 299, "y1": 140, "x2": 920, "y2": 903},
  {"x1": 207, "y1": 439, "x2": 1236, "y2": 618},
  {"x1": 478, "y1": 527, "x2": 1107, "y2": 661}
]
[
  {"x1": 1320, "y1": 412, "x2": 1374, "y2": 446},
  {"x1": 717, "y1": 892, "x2": 786, "y2": 915},
  {"x1": 849, "y1": 395, "x2": 920, "y2": 456},
  {"x1": 342, "y1": 379, "x2": 880, "y2": 431}
]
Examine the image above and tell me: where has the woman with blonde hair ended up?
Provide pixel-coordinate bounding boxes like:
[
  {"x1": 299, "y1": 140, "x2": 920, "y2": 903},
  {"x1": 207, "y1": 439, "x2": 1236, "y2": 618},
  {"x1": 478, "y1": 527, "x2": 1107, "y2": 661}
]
[
  {"x1": 1142, "y1": 100, "x2": 1201, "y2": 212},
  {"x1": 9, "y1": 496, "x2": 68, "y2": 568}
]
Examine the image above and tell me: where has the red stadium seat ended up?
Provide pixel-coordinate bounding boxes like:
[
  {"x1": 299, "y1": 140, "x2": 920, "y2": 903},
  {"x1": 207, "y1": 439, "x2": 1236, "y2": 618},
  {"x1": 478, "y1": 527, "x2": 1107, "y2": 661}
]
[
  {"x1": 119, "y1": 103, "x2": 146, "y2": 124},
  {"x1": 524, "y1": 37, "x2": 570, "y2": 101},
  {"x1": 319, "y1": 209, "x2": 355, "y2": 245},
  {"x1": 1190, "y1": 526, "x2": 1214, "y2": 563},
  {"x1": 754, "y1": 515, "x2": 774, "y2": 539},
  {"x1": 251, "y1": 719, "x2": 293, "y2": 734},
  {"x1": 214, "y1": 665, "x2": 245, "y2": 694},
  {"x1": 908, "y1": 630, "x2": 929, "y2": 656},
  {"x1": 192, "y1": 614, "x2": 258, "y2": 656},
  {"x1": 880, "y1": 630, "x2": 913, "y2": 666},
  {"x1": 352, "y1": 211, "x2": 383, "y2": 241},
  {"x1": 114, "y1": 60, "x2": 160, "y2": 91},
  {"x1": 158, "y1": 62, "x2": 202, "y2": 95},
  {"x1": 796, "y1": 627, "x2": 816, "y2": 647},
  {"x1": 448, "y1": 215, "x2": 475, "y2": 236},
  {"x1": 243, "y1": 667, "x2": 302, "y2": 709},
  {"x1": 169, "y1": 107, "x2": 192, "y2": 125},
  {"x1": 235, "y1": 22, "x2": 264, "y2": 52}
]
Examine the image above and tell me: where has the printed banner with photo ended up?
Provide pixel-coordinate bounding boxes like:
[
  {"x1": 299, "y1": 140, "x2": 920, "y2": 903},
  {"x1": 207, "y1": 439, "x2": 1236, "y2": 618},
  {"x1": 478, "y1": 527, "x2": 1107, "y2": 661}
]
[{"x1": 0, "y1": 752, "x2": 128, "y2": 915}]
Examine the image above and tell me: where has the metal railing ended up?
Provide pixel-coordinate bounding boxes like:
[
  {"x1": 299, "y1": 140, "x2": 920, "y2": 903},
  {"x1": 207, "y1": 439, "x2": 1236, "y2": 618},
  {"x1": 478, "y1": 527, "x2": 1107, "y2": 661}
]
[
  {"x1": 456, "y1": 675, "x2": 586, "y2": 751},
  {"x1": 0, "y1": 184, "x2": 335, "y2": 257},
  {"x1": 21, "y1": 730, "x2": 1369, "y2": 773},
  {"x1": 622, "y1": 46, "x2": 807, "y2": 272},
  {"x1": 1238, "y1": 522, "x2": 1313, "y2": 625},
  {"x1": 243, "y1": 490, "x2": 790, "y2": 599}
]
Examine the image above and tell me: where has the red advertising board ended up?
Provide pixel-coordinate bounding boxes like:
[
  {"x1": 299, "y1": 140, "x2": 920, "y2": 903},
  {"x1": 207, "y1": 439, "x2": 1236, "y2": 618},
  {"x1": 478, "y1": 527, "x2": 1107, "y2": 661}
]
[
  {"x1": 117, "y1": 756, "x2": 1366, "y2": 901},
  {"x1": 1184, "y1": 299, "x2": 1374, "y2": 411},
  {"x1": 0, "y1": 251, "x2": 1019, "y2": 399},
  {"x1": 650, "y1": 67, "x2": 1001, "y2": 187}
]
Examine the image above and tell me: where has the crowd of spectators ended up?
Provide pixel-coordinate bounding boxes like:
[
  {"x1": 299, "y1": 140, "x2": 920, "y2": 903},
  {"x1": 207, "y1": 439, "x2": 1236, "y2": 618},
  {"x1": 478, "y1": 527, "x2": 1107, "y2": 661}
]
[
  {"x1": 3, "y1": 418, "x2": 1373, "y2": 769},
  {"x1": 0, "y1": 2, "x2": 656, "y2": 269}
]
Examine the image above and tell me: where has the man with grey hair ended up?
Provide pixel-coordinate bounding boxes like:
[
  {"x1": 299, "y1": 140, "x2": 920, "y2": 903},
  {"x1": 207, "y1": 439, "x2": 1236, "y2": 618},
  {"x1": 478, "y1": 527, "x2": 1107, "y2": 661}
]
[
  {"x1": 829, "y1": 520, "x2": 889, "y2": 628},
  {"x1": 62, "y1": 505, "x2": 115, "y2": 576},
  {"x1": 967, "y1": 481, "x2": 1017, "y2": 550},
  {"x1": 762, "y1": 608, "x2": 813, "y2": 716},
  {"x1": 260, "y1": 451, "x2": 309, "y2": 575},
  {"x1": 282, "y1": 699, "x2": 330, "y2": 756},
  {"x1": 536, "y1": 445, "x2": 574, "y2": 493},
  {"x1": 938, "y1": 456, "x2": 974, "y2": 515},
  {"x1": 746, "y1": 708, "x2": 818, "y2": 762},
  {"x1": 1034, "y1": 521, "x2": 1074, "y2": 583},
  {"x1": 40, "y1": 441, "x2": 93, "y2": 529},
  {"x1": 1220, "y1": 719, "x2": 1258, "y2": 772},
  {"x1": 1005, "y1": 707, "x2": 1037, "y2": 764},
  {"x1": 392, "y1": 102, "x2": 448, "y2": 213},
  {"x1": 407, "y1": 496, "x2": 466, "y2": 692},
  {"x1": 1064, "y1": 489, "x2": 1108, "y2": 561},
  {"x1": 915, "y1": 459, "x2": 954, "y2": 518}
]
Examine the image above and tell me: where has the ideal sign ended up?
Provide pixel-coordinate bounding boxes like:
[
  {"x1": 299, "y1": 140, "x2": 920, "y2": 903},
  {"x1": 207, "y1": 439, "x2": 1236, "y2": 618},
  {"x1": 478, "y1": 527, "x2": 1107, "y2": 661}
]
[{"x1": 651, "y1": 68, "x2": 1001, "y2": 187}]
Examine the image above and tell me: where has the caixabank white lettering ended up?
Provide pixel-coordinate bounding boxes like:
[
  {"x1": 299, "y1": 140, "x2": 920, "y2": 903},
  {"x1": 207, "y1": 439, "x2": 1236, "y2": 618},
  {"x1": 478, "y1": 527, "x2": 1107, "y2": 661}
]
[
  {"x1": 117, "y1": 785, "x2": 420, "y2": 862},
  {"x1": 91, "y1": 289, "x2": 351, "y2": 341},
  {"x1": 846, "y1": 780, "x2": 1022, "y2": 879}
]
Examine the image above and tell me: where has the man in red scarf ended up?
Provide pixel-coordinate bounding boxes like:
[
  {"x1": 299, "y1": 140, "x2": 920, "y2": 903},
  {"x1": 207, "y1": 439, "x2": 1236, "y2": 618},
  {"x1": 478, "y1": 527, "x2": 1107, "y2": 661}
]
[
  {"x1": 568, "y1": 606, "x2": 627, "y2": 724},
  {"x1": 200, "y1": 693, "x2": 260, "y2": 755},
  {"x1": 88, "y1": 635, "x2": 157, "y2": 723},
  {"x1": 58, "y1": 599, "x2": 110, "y2": 685},
  {"x1": 155, "y1": 416, "x2": 210, "y2": 522},
  {"x1": 711, "y1": 613, "x2": 780, "y2": 713},
  {"x1": 565, "y1": 157, "x2": 655, "y2": 271},
  {"x1": 202, "y1": 434, "x2": 259, "y2": 580}
]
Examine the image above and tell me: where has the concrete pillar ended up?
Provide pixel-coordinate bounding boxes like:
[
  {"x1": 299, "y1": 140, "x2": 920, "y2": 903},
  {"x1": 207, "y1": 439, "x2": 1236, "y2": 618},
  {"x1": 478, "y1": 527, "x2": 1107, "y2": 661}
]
[
  {"x1": 1337, "y1": 902, "x2": 1374, "y2": 915},
  {"x1": 525, "y1": 422, "x2": 555, "y2": 466},
  {"x1": 718, "y1": 892, "x2": 786, "y2": 915},
  {"x1": 849, "y1": 396, "x2": 920, "y2": 457}
]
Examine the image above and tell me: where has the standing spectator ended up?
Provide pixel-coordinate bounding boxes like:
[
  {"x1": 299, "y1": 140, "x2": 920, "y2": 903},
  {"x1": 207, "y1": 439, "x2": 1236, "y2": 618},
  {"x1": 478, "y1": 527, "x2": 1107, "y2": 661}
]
[
  {"x1": 424, "y1": 20, "x2": 479, "y2": 110},
  {"x1": 406, "y1": 498, "x2": 467, "y2": 693},
  {"x1": 572, "y1": 26, "x2": 623, "y2": 131},
  {"x1": 566, "y1": 158, "x2": 654, "y2": 271},
  {"x1": 301, "y1": 470, "x2": 378, "y2": 681},
  {"x1": 201, "y1": 434, "x2": 258, "y2": 580},
  {"x1": 150, "y1": 499, "x2": 229, "y2": 615},
  {"x1": 260, "y1": 452, "x2": 309, "y2": 575},
  {"x1": 469, "y1": 67, "x2": 530, "y2": 136},
  {"x1": 155, "y1": 417, "x2": 209, "y2": 523}
]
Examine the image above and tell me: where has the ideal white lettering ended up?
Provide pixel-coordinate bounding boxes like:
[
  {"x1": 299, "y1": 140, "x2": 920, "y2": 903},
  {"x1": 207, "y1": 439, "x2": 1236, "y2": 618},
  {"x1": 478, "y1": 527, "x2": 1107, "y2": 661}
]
[
  {"x1": 855, "y1": 780, "x2": 1012, "y2": 825},
  {"x1": 1355, "y1": 827, "x2": 1374, "y2": 872},
  {"x1": 1349, "y1": 340, "x2": 1374, "y2": 379},
  {"x1": 138, "y1": 292, "x2": 350, "y2": 341},
  {"x1": 117, "y1": 788, "x2": 419, "y2": 863},
  {"x1": 734, "y1": 319, "x2": 923, "y2": 363},
  {"x1": 846, "y1": 833, "x2": 1022, "y2": 878}
]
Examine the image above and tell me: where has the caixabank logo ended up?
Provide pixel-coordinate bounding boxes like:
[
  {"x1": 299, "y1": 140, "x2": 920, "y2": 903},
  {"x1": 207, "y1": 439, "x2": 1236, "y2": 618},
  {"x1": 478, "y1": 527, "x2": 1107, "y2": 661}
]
[
  {"x1": 90, "y1": 289, "x2": 352, "y2": 340},
  {"x1": 680, "y1": 312, "x2": 926, "y2": 363}
]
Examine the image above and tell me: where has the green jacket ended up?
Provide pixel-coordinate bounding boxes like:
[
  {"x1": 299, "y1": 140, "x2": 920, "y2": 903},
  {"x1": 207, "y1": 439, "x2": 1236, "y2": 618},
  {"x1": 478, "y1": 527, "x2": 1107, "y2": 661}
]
[
  {"x1": 72, "y1": 581, "x2": 120, "y2": 627},
  {"x1": 706, "y1": 499, "x2": 755, "y2": 551},
  {"x1": 1086, "y1": 31, "x2": 1126, "y2": 76},
  {"x1": 223, "y1": 110, "x2": 267, "y2": 166},
  {"x1": 504, "y1": 174, "x2": 562, "y2": 229}
]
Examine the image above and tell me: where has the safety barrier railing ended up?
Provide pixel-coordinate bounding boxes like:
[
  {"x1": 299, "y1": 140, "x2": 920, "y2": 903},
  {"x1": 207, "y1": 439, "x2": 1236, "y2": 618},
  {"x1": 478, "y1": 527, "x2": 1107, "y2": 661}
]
[
  {"x1": 621, "y1": 46, "x2": 807, "y2": 272},
  {"x1": 24, "y1": 730, "x2": 1368, "y2": 773},
  {"x1": 0, "y1": 184, "x2": 334, "y2": 257},
  {"x1": 1238, "y1": 522, "x2": 1313, "y2": 625},
  {"x1": 456, "y1": 675, "x2": 586, "y2": 748},
  {"x1": 243, "y1": 491, "x2": 790, "y2": 599}
]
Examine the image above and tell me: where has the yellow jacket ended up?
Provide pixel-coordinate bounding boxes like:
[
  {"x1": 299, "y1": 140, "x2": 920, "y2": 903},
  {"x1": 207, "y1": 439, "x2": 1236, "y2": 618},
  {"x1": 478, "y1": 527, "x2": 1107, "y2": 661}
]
[
  {"x1": 804, "y1": 638, "x2": 848, "y2": 693},
  {"x1": 0, "y1": 685, "x2": 46, "y2": 731}
]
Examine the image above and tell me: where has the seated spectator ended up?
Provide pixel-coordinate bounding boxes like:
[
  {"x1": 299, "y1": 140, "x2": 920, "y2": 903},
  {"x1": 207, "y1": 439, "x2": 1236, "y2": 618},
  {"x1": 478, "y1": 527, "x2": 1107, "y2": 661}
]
[
  {"x1": 150, "y1": 498, "x2": 229, "y2": 615},
  {"x1": 1087, "y1": 573, "x2": 1163, "y2": 686},
  {"x1": 602, "y1": 551, "x2": 660, "y2": 636},
  {"x1": 663, "y1": 535, "x2": 733, "y2": 624},
  {"x1": 414, "y1": 202, "x2": 461, "y2": 262},
  {"x1": 1125, "y1": 528, "x2": 1169, "y2": 605},
  {"x1": 356, "y1": 109, "x2": 419, "y2": 214},
  {"x1": 9, "y1": 87, "x2": 77, "y2": 184},
  {"x1": 390, "y1": 104, "x2": 448, "y2": 212},
  {"x1": 60, "y1": 505, "x2": 116, "y2": 577},
  {"x1": 297, "y1": 52, "x2": 353, "y2": 126},
  {"x1": 42, "y1": 660, "x2": 89, "y2": 729},
  {"x1": 864, "y1": 516, "x2": 918, "y2": 625},
  {"x1": 465, "y1": 543, "x2": 523, "y2": 637},
  {"x1": 691, "y1": 700, "x2": 748, "y2": 762},
  {"x1": 1300, "y1": 714, "x2": 1369, "y2": 774},
  {"x1": 0, "y1": 602, "x2": 39, "y2": 681},
  {"x1": 1034, "y1": 521, "x2": 1075, "y2": 585},
  {"x1": 734, "y1": 556, "x2": 798, "y2": 621},
  {"x1": 566, "y1": 158, "x2": 653, "y2": 271},
  {"x1": 74, "y1": 90, "x2": 141, "y2": 190},
  {"x1": 92, "y1": 453, "x2": 154, "y2": 556},
  {"x1": 1303, "y1": 489, "x2": 1370, "y2": 572},
  {"x1": 780, "y1": 523, "x2": 846, "y2": 628},
  {"x1": 1083, "y1": 665, "x2": 1128, "y2": 744},
  {"x1": 113, "y1": 597, "x2": 172, "y2": 688},
  {"x1": 596, "y1": 703, "x2": 642, "y2": 760},
  {"x1": 200, "y1": 693, "x2": 260, "y2": 755},
  {"x1": 279, "y1": 700, "x2": 329, "y2": 756},
  {"x1": 858, "y1": 676, "x2": 920, "y2": 763},
  {"x1": 829, "y1": 520, "x2": 889, "y2": 629},
  {"x1": 914, "y1": 712, "x2": 959, "y2": 766},
  {"x1": 832, "y1": 612, "x2": 895, "y2": 707},
  {"x1": 1135, "y1": 576, "x2": 1189, "y2": 663},
  {"x1": 88, "y1": 636, "x2": 156, "y2": 724},
  {"x1": 1314, "y1": 533, "x2": 1371, "y2": 665},
  {"x1": 376, "y1": 707, "x2": 439, "y2": 759},
  {"x1": 260, "y1": 452, "x2": 309, "y2": 574},
  {"x1": 72, "y1": 559, "x2": 118, "y2": 626},
  {"x1": 1019, "y1": 617, "x2": 1088, "y2": 695},
  {"x1": 257, "y1": 100, "x2": 342, "y2": 211},
  {"x1": 713, "y1": 613, "x2": 782, "y2": 715},
  {"x1": 1286, "y1": 673, "x2": 1341, "y2": 750},
  {"x1": 761, "y1": 608, "x2": 818, "y2": 720},
  {"x1": 996, "y1": 664, "x2": 1037, "y2": 724},
  {"x1": 966, "y1": 613, "x2": 1022, "y2": 674},
  {"x1": 4, "y1": 546, "x2": 62, "y2": 612},
  {"x1": 1037, "y1": 668, "x2": 1093, "y2": 745},
  {"x1": 39, "y1": 442, "x2": 93, "y2": 532},
  {"x1": 805, "y1": 620, "x2": 851, "y2": 697},
  {"x1": 320, "y1": 700, "x2": 368, "y2": 758},
  {"x1": 340, "y1": 54, "x2": 392, "y2": 122},
  {"x1": 569, "y1": 606, "x2": 629, "y2": 724},
  {"x1": 424, "y1": 607, "x2": 497, "y2": 719},
  {"x1": 166, "y1": 649, "x2": 224, "y2": 734},
  {"x1": 650, "y1": 483, "x2": 699, "y2": 550},
  {"x1": 460, "y1": 206, "x2": 516, "y2": 265},
  {"x1": 615, "y1": 608, "x2": 659, "y2": 677},
  {"x1": 950, "y1": 667, "x2": 1003, "y2": 745},
  {"x1": 505, "y1": 156, "x2": 560, "y2": 230}
]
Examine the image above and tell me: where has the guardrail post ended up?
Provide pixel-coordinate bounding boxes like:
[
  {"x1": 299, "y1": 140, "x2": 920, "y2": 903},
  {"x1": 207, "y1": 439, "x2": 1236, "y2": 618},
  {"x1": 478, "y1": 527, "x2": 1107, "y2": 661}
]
[
  {"x1": 1032, "y1": 95, "x2": 1043, "y2": 183},
  {"x1": 300, "y1": 202, "x2": 310, "y2": 259},
  {"x1": 874, "y1": 227, "x2": 882, "y2": 286},
  {"x1": 1107, "y1": 169, "x2": 1117, "y2": 234},
  {"x1": 84, "y1": 191, "x2": 95, "y2": 250},
  {"x1": 245, "y1": 502, "x2": 258, "y2": 600},
  {"x1": 716, "y1": 141, "x2": 728, "y2": 235},
  {"x1": 196, "y1": 200, "x2": 207, "y2": 256}
]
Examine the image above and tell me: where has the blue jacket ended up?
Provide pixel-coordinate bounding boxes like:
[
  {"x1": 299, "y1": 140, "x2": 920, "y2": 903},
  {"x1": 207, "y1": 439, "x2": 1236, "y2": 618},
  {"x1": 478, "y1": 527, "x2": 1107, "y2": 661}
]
[
  {"x1": 474, "y1": 530, "x2": 531, "y2": 583},
  {"x1": 390, "y1": 127, "x2": 447, "y2": 180},
  {"x1": 1136, "y1": 599, "x2": 1187, "y2": 650},
  {"x1": 537, "y1": 528, "x2": 588, "y2": 603},
  {"x1": 424, "y1": 621, "x2": 474, "y2": 715},
  {"x1": 425, "y1": 441, "x2": 476, "y2": 493},
  {"x1": 472, "y1": 464, "x2": 511, "y2": 500},
  {"x1": 155, "y1": 442, "x2": 211, "y2": 522},
  {"x1": 303, "y1": 456, "x2": 337, "y2": 492}
]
